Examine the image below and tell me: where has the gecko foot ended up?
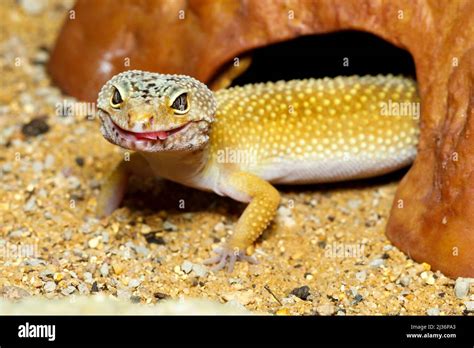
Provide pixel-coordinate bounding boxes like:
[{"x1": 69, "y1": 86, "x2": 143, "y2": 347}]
[{"x1": 203, "y1": 246, "x2": 258, "y2": 273}]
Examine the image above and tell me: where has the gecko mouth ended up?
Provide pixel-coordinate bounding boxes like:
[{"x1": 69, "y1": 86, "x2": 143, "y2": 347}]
[
  {"x1": 99, "y1": 111, "x2": 209, "y2": 152},
  {"x1": 110, "y1": 118, "x2": 190, "y2": 142}
]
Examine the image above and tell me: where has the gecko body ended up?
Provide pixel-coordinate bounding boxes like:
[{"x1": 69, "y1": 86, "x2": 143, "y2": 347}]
[{"x1": 96, "y1": 71, "x2": 419, "y2": 271}]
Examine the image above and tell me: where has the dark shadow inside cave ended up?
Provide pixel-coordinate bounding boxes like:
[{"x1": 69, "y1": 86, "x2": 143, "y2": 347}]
[{"x1": 228, "y1": 30, "x2": 416, "y2": 86}]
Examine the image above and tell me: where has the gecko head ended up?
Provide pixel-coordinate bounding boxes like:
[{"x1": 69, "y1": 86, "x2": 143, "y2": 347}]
[{"x1": 97, "y1": 70, "x2": 217, "y2": 152}]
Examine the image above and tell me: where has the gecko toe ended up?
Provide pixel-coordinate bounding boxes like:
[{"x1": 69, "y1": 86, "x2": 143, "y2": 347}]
[{"x1": 203, "y1": 246, "x2": 257, "y2": 273}]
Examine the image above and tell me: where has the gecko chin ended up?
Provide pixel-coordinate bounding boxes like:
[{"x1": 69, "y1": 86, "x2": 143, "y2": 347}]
[{"x1": 99, "y1": 111, "x2": 211, "y2": 152}]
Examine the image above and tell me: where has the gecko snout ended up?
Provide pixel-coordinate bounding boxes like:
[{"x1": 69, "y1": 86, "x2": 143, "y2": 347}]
[{"x1": 127, "y1": 109, "x2": 153, "y2": 128}]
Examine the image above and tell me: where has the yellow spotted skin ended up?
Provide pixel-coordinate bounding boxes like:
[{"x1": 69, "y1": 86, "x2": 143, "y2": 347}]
[
  {"x1": 210, "y1": 75, "x2": 419, "y2": 183},
  {"x1": 97, "y1": 72, "x2": 419, "y2": 272}
]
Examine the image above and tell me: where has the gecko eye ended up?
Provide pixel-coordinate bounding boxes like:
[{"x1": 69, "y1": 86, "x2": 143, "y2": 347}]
[
  {"x1": 110, "y1": 87, "x2": 123, "y2": 108},
  {"x1": 170, "y1": 93, "x2": 189, "y2": 114}
]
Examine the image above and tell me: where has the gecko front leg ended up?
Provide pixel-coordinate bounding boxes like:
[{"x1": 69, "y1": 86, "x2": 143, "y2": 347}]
[
  {"x1": 96, "y1": 152, "x2": 154, "y2": 217},
  {"x1": 204, "y1": 171, "x2": 281, "y2": 272}
]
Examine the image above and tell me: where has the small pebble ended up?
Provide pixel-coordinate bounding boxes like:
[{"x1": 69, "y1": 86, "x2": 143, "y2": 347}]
[
  {"x1": 400, "y1": 276, "x2": 411, "y2": 287},
  {"x1": 134, "y1": 245, "x2": 149, "y2": 256},
  {"x1": 163, "y1": 221, "x2": 178, "y2": 231},
  {"x1": 355, "y1": 271, "x2": 367, "y2": 283},
  {"x1": 33, "y1": 49, "x2": 49, "y2": 66},
  {"x1": 19, "y1": 0, "x2": 46, "y2": 15},
  {"x1": 112, "y1": 262, "x2": 124, "y2": 275},
  {"x1": 75, "y1": 156, "x2": 85, "y2": 167},
  {"x1": 21, "y1": 117, "x2": 49, "y2": 137},
  {"x1": 67, "y1": 176, "x2": 81, "y2": 190},
  {"x1": 427, "y1": 307, "x2": 440, "y2": 316},
  {"x1": 290, "y1": 285, "x2": 310, "y2": 301},
  {"x1": 99, "y1": 263, "x2": 109, "y2": 277},
  {"x1": 276, "y1": 308, "x2": 290, "y2": 315},
  {"x1": 277, "y1": 206, "x2": 295, "y2": 227},
  {"x1": 43, "y1": 281, "x2": 56, "y2": 293},
  {"x1": 182, "y1": 213, "x2": 193, "y2": 220},
  {"x1": 61, "y1": 286, "x2": 76, "y2": 296},
  {"x1": 140, "y1": 224, "x2": 152, "y2": 234},
  {"x1": 80, "y1": 222, "x2": 93, "y2": 234},
  {"x1": 316, "y1": 304, "x2": 335, "y2": 316},
  {"x1": 192, "y1": 263, "x2": 208, "y2": 277},
  {"x1": 464, "y1": 301, "x2": 474, "y2": 312},
  {"x1": 181, "y1": 260, "x2": 193, "y2": 274},
  {"x1": 44, "y1": 154, "x2": 55, "y2": 169},
  {"x1": 154, "y1": 292, "x2": 170, "y2": 300},
  {"x1": 353, "y1": 294, "x2": 364, "y2": 305},
  {"x1": 88, "y1": 237, "x2": 100, "y2": 249},
  {"x1": 369, "y1": 258, "x2": 384, "y2": 268},
  {"x1": 83, "y1": 272, "x2": 93, "y2": 284},
  {"x1": 89, "y1": 282, "x2": 98, "y2": 293},
  {"x1": 128, "y1": 279, "x2": 141, "y2": 288},
  {"x1": 347, "y1": 199, "x2": 362, "y2": 210},
  {"x1": 39, "y1": 270, "x2": 53, "y2": 281},
  {"x1": 213, "y1": 222, "x2": 225, "y2": 232},
  {"x1": 23, "y1": 258, "x2": 46, "y2": 267},
  {"x1": 420, "y1": 271, "x2": 435, "y2": 285},
  {"x1": 23, "y1": 196, "x2": 36, "y2": 212},
  {"x1": 8, "y1": 229, "x2": 25, "y2": 238},
  {"x1": 89, "y1": 179, "x2": 101, "y2": 189},
  {"x1": 421, "y1": 262, "x2": 431, "y2": 271},
  {"x1": 63, "y1": 229, "x2": 73, "y2": 241},
  {"x1": 32, "y1": 161, "x2": 43, "y2": 172},
  {"x1": 2, "y1": 163, "x2": 12, "y2": 173},
  {"x1": 454, "y1": 277, "x2": 470, "y2": 299},
  {"x1": 130, "y1": 296, "x2": 141, "y2": 304},
  {"x1": 144, "y1": 233, "x2": 165, "y2": 245},
  {"x1": 53, "y1": 272, "x2": 63, "y2": 282},
  {"x1": 77, "y1": 283, "x2": 89, "y2": 295}
]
